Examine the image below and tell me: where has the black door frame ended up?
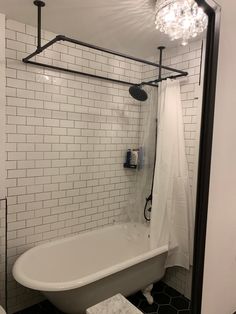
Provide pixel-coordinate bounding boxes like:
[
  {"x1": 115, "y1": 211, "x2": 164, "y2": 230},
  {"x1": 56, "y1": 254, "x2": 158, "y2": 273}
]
[{"x1": 192, "y1": 1, "x2": 221, "y2": 313}]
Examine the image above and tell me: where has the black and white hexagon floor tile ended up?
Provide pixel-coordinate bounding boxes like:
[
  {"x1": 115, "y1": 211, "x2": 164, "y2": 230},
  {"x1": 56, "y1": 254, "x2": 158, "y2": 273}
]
[
  {"x1": 16, "y1": 281, "x2": 191, "y2": 314},
  {"x1": 127, "y1": 281, "x2": 191, "y2": 314}
]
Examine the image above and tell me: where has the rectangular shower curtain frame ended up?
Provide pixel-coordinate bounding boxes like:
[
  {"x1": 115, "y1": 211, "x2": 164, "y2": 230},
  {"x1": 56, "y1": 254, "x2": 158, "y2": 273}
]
[{"x1": 22, "y1": 1, "x2": 188, "y2": 87}]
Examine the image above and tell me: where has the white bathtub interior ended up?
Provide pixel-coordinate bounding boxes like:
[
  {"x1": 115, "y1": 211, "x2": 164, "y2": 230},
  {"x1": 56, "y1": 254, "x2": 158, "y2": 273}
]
[{"x1": 13, "y1": 223, "x2": 168, "y2": 291}]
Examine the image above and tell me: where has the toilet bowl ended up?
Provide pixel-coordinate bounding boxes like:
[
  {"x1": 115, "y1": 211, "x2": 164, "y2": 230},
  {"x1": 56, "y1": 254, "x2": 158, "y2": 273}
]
[{"x1": 0, "y1": 306, "x2": 6, "y2": 314}]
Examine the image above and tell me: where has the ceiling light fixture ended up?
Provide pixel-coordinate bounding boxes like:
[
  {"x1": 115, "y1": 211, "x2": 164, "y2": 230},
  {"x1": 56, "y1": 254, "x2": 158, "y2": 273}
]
[{"x1": 155, "y1": 0, "x2": 208, "y2": 46}]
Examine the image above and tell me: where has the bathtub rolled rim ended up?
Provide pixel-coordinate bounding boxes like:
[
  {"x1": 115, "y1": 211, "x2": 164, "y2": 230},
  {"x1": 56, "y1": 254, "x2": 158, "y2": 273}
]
[{"x1": 13, "y1": 243, "x2": 168, "y2": 292}]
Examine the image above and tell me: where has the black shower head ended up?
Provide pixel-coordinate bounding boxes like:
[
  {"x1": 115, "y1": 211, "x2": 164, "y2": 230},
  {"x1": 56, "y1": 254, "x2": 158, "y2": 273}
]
[{"x1": 129, "y1": 85, "x2": 148, "y2": 102}]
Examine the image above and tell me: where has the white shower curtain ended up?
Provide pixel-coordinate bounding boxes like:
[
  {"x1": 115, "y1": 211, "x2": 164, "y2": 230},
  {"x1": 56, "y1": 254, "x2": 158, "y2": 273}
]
[{"x1": 150, "y1": 79, "x2": 193, "y2": 270}]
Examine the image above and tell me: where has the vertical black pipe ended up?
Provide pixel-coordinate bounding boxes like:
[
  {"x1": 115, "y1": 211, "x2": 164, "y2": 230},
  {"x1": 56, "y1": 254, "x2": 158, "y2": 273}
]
[
  {"x1": 158, "y1": 46, "x2": 165, "y2": 80},
  {"x1": 33, "y1": 1, "x2": 45, "y2": 51},
  {"x1": 191, "y1": 2, "x2": 221, "y2": 313},
  {"x1": 37, "y1": 2, "x2": 41, "y2": 50}
]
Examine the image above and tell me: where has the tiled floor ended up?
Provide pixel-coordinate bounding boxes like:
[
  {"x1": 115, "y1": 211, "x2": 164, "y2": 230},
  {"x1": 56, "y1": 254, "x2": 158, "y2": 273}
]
[
  {"x1": 15, "y1": 282, "x2": 191, "y2": 314},
  {"x1": 15, "y1": 301, "x2": 63, "y2": 314},
  {"x1": 127, "y1": 281, "x2": 191, "y2": 314}
]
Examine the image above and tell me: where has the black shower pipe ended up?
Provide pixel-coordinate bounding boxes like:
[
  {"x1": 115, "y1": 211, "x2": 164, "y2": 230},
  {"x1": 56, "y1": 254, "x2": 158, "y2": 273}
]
[
  {"x1": 34, "y1": 0, "x2": 45, "y2": 50},
  {"x1": 22, "y1": 1, "x2": 188, "y2": 87},
  {"x1": 158, "y1": 46, "x2": 165, "y2": 80}
]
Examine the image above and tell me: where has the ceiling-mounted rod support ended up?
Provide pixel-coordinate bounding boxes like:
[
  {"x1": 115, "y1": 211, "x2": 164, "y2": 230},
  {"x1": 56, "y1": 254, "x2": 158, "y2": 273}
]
[
  {"x1": 139, "y1": 46, "x2": 187, "y2": 87},
  {"x1": 34, "y1": 0, "x2": 45, "y2": 51},
  {"x1": 23, "y1": 1, "x2": 188, "y2": 87},
  {"x1": 158, "y1": 46, "x2": 165, "y2": 80}
]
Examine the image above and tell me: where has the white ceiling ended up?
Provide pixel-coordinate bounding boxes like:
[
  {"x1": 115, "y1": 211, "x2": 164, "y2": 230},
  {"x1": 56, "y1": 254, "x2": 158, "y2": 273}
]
[
  {"x1": 0, "y1": 0, "x2": 202, "y2": 58},
  {"x1": 0, "y1": 0, "x2": 176, "y2": 58}
]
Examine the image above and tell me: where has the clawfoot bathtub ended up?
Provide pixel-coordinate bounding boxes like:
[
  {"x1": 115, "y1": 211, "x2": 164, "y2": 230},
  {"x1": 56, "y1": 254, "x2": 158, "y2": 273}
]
[{"x1": 13, "y1": 223, "x2": 168, "y2": 314}]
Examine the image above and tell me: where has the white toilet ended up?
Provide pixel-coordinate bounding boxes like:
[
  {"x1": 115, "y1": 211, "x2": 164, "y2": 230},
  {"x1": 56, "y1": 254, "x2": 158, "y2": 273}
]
[{"x1": 0, "y1": 306, "x2": 6, "y2": 314}]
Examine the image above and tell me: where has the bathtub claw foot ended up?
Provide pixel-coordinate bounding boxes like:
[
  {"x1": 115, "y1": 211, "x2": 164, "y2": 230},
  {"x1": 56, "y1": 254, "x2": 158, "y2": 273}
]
[{"x1": 142, "y1": 284, "x2": 154, "y2": 305}]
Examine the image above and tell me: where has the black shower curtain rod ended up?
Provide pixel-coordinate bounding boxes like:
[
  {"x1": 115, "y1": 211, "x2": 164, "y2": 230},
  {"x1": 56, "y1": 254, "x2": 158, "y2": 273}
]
[{"x1": 23, "y1": 1, "x2": 188, "y2": 87}]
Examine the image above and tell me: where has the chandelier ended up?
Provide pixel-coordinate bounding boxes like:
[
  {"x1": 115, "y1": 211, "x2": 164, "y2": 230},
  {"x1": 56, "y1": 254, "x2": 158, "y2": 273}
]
[{"x1": 155, "y1": 0, "x2": 208, "y2": 46}]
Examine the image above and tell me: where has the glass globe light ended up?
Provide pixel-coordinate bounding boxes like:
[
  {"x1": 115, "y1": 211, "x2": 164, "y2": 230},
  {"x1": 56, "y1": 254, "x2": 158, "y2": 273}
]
[{"x1": 155, "y1": 0, "x2": 208, "y2": 45}]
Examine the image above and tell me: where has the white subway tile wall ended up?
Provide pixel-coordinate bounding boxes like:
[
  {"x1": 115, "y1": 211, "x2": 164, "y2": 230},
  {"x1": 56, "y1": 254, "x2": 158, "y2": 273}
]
[
  {"x1": 142, "y1": 41, "x2": 203, "y2": 298},
  {"x1": 5, "y1": 20, "x2": 143, "y2": 313},
  {"x1": 4, "y1": 17, "x2": 203, "y2": 312}
]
